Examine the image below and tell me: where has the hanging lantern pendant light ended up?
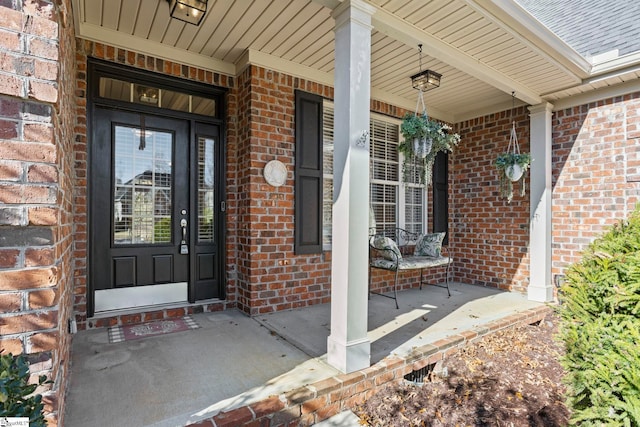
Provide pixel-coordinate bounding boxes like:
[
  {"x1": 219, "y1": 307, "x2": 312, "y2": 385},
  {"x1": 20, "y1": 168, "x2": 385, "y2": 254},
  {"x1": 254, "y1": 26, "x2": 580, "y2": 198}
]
[
  {"x1": 412, "y1": 45, "x2": 437, "y2": 159},
  {"x1": 411, "y1": 44, "x2": 441, "y2": 92},
  {"x1": 167, "y1": 0, "x2": 207, "y2": 26}
]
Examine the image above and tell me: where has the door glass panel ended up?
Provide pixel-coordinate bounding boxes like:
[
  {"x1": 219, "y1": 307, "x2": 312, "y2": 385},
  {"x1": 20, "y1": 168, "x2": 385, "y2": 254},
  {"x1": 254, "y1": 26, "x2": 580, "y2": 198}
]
[
  {"x1": 192, "y1": 96, "x2": 216, "y2": 116},
  {"x1": 98, "y1": 78, "x2": 217, "y2": 117},
  {"x1": 161, "y1": 89, "x2": 190, "y2": 113},
  {"x1": 198, "y1": 136, "x2": 215, "y2": 242},
  {"x1": 113, "y1": 125, "x2": 173, "y2": 245},
  {"x1": 99, "y1": 77, "x2": 131, "y2": 102}
]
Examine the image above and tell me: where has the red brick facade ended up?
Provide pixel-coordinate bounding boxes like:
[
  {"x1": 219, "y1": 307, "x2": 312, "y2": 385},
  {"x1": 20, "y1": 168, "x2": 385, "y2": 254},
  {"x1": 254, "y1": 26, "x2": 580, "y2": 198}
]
[
  {"x1": 2, "y1": 3, "x2": 640, "y2": 424},
  {"x1": 552, "y1": 94, "x2": 640, "y2": 279},
  {"x1": 0, "y1": 0, "x2": 76, "y2": 425},
  {"x1": 453, "y1": 108, "x2": 531, "y2": 292},
  {"x1": 233, "y1": 66, "x2": 335, "y2": 315}
]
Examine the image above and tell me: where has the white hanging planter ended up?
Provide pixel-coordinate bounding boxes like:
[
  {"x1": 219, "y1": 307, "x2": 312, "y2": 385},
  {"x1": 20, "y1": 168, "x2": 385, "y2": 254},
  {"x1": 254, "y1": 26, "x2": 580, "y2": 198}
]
[
  {"x1": 506, "y1": 163, "x2": 524, "y2": 182},
  {"x1": 494, "y1": 94, "x2": 531, "y2": 202},
  {"x1": 413, "y1": 136, "x2": 433, "y2": 159}
]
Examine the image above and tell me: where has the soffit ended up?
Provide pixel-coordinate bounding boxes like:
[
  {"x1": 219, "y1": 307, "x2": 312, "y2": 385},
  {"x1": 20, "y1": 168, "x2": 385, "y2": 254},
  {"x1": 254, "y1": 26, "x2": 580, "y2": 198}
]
[{"x1": 71, "y1": 0, "x2": 634, "y2": 122}]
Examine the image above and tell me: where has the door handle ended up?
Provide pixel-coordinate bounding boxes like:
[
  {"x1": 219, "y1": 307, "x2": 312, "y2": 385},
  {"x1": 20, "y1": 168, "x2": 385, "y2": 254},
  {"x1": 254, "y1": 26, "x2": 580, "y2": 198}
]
[
  {"x1": 180, "y1": 219, "x2": 187, "y2": 242},
  {"x1": 179, "y1": 218, "x2": 188, "y2": 254}
]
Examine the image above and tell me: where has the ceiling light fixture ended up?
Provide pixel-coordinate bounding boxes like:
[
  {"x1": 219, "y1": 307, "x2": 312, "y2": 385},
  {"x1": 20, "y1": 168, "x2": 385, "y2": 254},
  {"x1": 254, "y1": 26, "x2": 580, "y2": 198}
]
[
  {"x1": 411, "y1": 44, "x2": 441, "y2": 92},
  {"x1": 137, "y1": 86, "x2": 159, "y2": 104},
  {"x1": 167, "y1": 0, "x2": 207, "y2": 26}
]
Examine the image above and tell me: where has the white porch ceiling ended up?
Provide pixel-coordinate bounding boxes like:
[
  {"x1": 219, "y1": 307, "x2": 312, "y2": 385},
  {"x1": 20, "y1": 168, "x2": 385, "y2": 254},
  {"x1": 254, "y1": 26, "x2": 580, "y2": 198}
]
[{"x1": 71, "y1": 0, "x2": 640, "y2": 122}]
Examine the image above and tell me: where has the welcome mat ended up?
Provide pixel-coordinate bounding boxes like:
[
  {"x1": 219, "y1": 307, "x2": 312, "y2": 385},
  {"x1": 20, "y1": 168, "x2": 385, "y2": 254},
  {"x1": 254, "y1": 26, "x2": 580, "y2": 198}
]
[{"x1": 108, "y1": 316, "x2": 200, "y2": 343}]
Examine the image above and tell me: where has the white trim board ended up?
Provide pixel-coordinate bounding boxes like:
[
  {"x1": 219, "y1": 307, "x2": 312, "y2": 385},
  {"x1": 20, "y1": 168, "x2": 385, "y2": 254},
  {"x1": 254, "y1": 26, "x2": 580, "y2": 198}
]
[{"x1": 95, "y1": 282, "x2": 188, "y2": 313}]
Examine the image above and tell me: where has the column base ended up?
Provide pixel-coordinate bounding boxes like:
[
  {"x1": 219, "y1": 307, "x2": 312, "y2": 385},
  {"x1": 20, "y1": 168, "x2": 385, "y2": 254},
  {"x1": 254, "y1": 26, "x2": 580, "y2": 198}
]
[
  {"x1": 528, "y1": 284, "x2": 554, "y2": 302},
  {"x1": 327, "y1": 335, "x2": 370, "y2": 373}
]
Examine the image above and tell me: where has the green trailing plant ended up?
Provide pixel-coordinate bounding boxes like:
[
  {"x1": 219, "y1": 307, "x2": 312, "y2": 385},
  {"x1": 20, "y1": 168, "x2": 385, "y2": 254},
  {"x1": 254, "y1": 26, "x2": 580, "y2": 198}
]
[
  {"x1": 400, "y1": 112, "x2": 428, "y2": 141},
  {"x1": 398, "y1": 112, "x2": 460, "y2": 186},
  {"x1": 557, "y1": 207, "x2": 640, "y2": 426},
  {"x1": 494, "y1": 152, "x2": 531, "y2": 202},
  {"x1": 0, "y1": 352, "x2": 50, "y2": 426}
]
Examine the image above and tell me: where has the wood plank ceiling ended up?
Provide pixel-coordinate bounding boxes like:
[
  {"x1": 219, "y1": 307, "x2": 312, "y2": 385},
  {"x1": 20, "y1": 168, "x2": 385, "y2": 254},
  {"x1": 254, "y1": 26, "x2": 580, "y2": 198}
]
[{"x1": 71, "y1": 0, "x2": 634, "y2": 122}]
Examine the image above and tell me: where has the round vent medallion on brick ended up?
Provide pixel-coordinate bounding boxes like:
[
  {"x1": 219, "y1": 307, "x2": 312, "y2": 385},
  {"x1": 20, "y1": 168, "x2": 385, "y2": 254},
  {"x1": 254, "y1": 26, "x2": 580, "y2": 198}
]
[{"x1": 264, "y1": 160, "x2": 287, "y2": 187}]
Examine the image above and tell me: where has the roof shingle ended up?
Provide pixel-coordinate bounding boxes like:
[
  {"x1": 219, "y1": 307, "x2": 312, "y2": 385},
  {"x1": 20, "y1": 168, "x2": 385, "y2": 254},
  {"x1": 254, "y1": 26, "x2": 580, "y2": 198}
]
[{"x1": 515, "y1": 0, "x2": 640, "y2": 59}]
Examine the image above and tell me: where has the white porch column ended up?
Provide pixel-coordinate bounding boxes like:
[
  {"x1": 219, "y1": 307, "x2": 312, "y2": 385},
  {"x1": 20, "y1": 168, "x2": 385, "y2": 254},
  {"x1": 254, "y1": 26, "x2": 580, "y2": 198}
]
[
  {"x1": 528, "y1": 103, "x2": 554, "y2": 302},
  {"x1": 327, "y1": 0, "x2": 375, "y2": 373}
]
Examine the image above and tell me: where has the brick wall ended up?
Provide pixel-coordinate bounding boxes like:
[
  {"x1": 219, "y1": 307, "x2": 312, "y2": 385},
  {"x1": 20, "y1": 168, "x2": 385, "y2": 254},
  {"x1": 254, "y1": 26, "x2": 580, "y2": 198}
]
[
  {"x1": 453, "y1": 94, "x2": 640, "y2": 293},
  {"x1": 235, "y1": 66, "x2": 334, "y2": 315},
  {"x1": 232, "y1": 66, "x2": 453, "y2": 314},
  {"x1": 0, "y1": 0, "x2": 75, "y2": 425},
  {"x1": 552, "y1": 93, "x2": 640, "y2": 279},
  {"x1": 453, "y1": 108, "x2": 531, "y2": 292}
]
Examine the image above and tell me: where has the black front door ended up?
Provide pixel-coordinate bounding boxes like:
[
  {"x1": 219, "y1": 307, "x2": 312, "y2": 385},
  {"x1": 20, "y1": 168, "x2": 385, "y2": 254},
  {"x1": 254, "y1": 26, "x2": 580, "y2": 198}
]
[{"x1": 90, "y1": 108, "x2": 223, "y2": 313}]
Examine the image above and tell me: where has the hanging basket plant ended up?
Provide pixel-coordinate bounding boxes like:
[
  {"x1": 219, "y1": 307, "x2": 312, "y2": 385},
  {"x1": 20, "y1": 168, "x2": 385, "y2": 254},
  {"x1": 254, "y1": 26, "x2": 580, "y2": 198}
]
[
  {"x1": 398, "y1": 111, "x2": 460, "y2": 186},
  {"x1": 398, "y1": 46, "x2": 460, "y2": 186},
  {"x1": 495, "y1": 97, "x2": 531, "y2": 202},
  {"x1": 495, "y1": 151, "x2": 531, "y2": 202},
  {"x1": 400, "y1": 113, "x2": 433, "y2": 158}
]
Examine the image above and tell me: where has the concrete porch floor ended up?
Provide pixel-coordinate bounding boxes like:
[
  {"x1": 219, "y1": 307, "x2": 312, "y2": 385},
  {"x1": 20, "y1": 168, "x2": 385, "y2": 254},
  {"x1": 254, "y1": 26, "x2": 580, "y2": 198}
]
[{"x1": 64, "y1": 283, "x2": 548, "y2": 427}]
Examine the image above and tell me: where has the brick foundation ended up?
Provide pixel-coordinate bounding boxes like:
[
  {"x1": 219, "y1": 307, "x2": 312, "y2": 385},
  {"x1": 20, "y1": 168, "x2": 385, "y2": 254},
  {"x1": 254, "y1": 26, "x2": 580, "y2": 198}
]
[{"x1": 185, "y1": 305, "x2": 553, "y2": 427}]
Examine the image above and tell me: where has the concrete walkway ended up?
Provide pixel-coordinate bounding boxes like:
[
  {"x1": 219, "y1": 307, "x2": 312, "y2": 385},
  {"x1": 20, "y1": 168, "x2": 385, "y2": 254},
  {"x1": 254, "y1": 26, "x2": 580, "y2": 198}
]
[{"x1": 64, "y1": 283, "x2": 546, "y2": 426}]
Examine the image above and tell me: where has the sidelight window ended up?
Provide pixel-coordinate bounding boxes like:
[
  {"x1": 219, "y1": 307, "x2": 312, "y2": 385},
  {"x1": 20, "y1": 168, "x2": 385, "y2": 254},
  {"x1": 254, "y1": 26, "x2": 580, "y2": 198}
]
[{"x1": 197, "y1": 136, "x2": 215, "y2": 242}]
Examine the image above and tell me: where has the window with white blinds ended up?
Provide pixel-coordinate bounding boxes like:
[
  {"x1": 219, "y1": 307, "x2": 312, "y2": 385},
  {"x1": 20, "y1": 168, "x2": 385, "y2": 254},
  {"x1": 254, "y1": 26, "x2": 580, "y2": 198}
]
[
  {"x1": 322, "y1": 103, "x2": 426, "y2": 248},
  {"x1": 370, "y1": 117, "x2": 399, "y2": 234}
]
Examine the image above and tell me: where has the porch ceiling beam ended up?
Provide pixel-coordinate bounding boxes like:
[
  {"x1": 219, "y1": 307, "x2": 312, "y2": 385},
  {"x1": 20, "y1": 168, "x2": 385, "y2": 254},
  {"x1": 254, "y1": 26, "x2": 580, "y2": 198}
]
[
  {"x1": 314, "y1": 0, "x2": 543, "y2": 106},
  {"x1": 239, "y1": 49, "x2": 455, "y2": 122},
  {"x1": 77, "y1": 23, "x2": 236, "y2": 76}
]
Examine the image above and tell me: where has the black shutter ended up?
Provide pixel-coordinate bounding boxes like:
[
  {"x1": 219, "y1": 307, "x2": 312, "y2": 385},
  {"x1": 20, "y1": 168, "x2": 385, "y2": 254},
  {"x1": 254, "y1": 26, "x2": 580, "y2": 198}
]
[
  {"x1": 432, "y1": 151, "x2": 449, "y2": 245},
  {"x1": 294, "y1": 90, "x2": 323, "y2": 254}
]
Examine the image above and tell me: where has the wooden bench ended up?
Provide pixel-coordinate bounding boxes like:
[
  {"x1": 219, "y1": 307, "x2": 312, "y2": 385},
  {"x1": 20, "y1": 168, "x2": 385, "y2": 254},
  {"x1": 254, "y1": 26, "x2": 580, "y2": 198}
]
[{"x1": 369, "y1": 228, "x2": 452, "y2": 308}]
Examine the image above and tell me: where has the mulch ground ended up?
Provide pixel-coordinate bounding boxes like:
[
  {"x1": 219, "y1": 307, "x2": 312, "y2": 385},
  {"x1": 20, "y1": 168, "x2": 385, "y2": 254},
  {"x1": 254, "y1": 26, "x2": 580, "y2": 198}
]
[{"x1": 356, "y1": 314, "x2": 570, "y2": 426}]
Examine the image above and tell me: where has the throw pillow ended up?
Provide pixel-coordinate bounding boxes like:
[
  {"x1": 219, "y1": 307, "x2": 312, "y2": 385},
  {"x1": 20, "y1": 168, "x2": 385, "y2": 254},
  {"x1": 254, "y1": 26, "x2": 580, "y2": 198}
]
[
  {"x1": 414, "y1": 232, "x2": 446, "y2": 257},
  {"x1": 372, "y1": 236, "x2": 402, "y2": 261}
]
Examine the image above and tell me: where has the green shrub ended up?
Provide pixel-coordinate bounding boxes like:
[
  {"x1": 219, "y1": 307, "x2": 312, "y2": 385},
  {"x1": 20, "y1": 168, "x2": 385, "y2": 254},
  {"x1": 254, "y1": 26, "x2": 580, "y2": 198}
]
[
  {"x1": 0, "y1": 353, "x2": 49, "y2": 426},
  {"x1": 558, "y1": 208, "x2": 640, "y2": 426}
]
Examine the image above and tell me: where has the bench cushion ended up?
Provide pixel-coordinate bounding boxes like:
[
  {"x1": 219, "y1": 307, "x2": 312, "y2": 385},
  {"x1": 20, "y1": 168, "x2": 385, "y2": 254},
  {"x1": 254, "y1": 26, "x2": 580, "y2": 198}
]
[
  {"x1": 414, "y1": 232, "x2": 445, "y2": 257},
  {"x1": 371, "y1": 256, "x2": 452, "y2": 271},
  {"x1": 371, "y1": 236, "x2": 402, "y2": 261}
]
